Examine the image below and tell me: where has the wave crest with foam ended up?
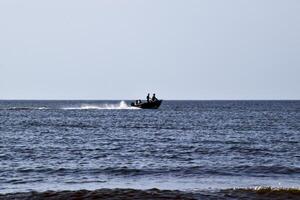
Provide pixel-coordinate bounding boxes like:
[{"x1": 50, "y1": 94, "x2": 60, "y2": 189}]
[{"x1": 62, "y1": 101, "x2": 139, "y2": 110}]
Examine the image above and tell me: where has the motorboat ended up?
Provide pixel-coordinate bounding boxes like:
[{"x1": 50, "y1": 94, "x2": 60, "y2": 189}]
[{"x1": 131, "y1": 100, "x2": 162, "y2": 109}]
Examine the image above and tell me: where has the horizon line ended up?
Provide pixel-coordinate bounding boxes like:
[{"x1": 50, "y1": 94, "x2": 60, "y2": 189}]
[{"x1": 0, "y1": 99, "x2": 299, "y2": 101}]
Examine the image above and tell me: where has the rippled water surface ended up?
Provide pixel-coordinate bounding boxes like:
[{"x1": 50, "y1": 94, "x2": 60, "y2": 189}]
[{"x1": 0, "y1": 100, "x2": 299, "y2": 193}]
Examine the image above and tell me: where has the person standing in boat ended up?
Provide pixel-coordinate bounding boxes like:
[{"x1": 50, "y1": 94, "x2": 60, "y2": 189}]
[
  {"x1": 152, "y1": 93, "x2": 158, "y2": 102},
  {"x1": 147, "y1": 93, "x2": 150, "y2": 102}
]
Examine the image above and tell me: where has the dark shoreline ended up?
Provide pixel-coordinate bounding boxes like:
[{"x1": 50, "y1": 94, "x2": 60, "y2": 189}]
[{"x1": 1, "y1": 188, "x2": 299, "y2": 200}]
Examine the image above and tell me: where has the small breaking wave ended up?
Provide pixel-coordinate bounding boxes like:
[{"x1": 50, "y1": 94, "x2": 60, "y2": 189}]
[{"x1": 62, "y1": 101, "x2": 139, "y2": 110}]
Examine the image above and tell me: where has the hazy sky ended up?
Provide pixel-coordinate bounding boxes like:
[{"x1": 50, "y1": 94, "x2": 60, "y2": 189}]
[{"x1": 0, "y1": 0, "x2": 299, "y2": 100}]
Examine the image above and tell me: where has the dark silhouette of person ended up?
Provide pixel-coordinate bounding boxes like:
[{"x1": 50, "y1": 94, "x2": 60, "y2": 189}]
[
  {"x1": 146, "y1": 93, "x2": 150, "y2": 102},
  {"x1": 152, "y1": 93, "x2": 158, "y2": 102}
]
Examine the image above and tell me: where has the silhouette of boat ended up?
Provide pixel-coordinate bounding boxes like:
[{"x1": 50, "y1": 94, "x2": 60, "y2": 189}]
[{"x1": 131, "y1": 100, "x2": 163, "y2": 109}]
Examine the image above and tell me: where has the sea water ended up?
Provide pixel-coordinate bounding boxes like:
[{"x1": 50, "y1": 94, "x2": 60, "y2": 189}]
[{"x1": 0, "y1": 100, "x2": 299, "y2": 193}]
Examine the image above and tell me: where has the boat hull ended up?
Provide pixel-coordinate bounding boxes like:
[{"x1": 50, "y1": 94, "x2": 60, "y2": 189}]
[{"x1": 131, "y1": 100, "x2": 162, "y2": 109}]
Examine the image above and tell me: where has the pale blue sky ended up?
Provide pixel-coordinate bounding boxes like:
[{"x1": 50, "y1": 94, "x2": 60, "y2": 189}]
[{"x1": 0, "y1": 0, "x2": 299, "y2": 100}]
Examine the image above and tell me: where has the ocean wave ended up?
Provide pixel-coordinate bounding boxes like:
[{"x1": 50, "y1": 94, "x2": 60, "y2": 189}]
[
  {"x1": 1, "y1": 107, "x2": 49, "y2": 111},
  {"x1": 10, "y1": 164, "x2": 300, "y2": 177}
]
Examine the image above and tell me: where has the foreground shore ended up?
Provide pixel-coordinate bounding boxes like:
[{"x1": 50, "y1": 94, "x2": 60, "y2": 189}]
[{"x1": 0, "y1": 188, "x2": 299, "y2": 200}]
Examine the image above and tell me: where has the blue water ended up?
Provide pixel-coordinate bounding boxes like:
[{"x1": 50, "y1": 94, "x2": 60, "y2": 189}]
[{"x1": 0, "y1": 100, "x2": 299, "y2": 193}]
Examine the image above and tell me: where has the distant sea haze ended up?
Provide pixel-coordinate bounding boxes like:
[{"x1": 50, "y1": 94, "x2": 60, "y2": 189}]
[{"x1": 0, "y1": 100, "x2": 299, "y2": 195}]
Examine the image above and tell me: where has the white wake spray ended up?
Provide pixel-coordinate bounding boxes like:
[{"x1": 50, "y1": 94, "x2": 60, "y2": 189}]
[{"x1": 62, "y1": 101, "x2": 139, "y2": 110}]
